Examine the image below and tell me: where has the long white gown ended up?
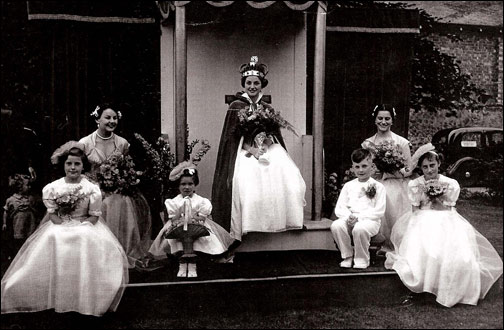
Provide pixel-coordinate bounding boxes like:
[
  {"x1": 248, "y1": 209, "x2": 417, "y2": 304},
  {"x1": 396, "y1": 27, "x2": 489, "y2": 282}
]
[
  {"x1": 1, "y1": 176, "x2": 128, "y2": 316},
  {"x1": 149, "y1": 193, "x2": 234, "y2": 257},
  {"x1": 385, "y1": 175, "x2": 503, "y2": 307},
  {"x1": 231, "y1": 141, "x2": 306, "y2": 241}
]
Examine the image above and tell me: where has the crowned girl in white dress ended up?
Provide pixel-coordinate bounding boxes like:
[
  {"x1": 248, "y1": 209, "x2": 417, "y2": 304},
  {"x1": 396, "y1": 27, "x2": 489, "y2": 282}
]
[
  {"x1": 212, "y1": 56, "x2": 306, "y2": 242},
  {"x1": 1, "y1": 142, "x2": 128, "y2": 316},
  {"x1": 385, "y1": 146, "x2": 503, "y2": 307}
]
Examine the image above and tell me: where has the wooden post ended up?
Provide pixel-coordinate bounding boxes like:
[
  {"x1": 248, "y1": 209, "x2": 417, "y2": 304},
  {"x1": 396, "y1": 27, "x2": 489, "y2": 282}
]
[
  {"x1": 312, "y1": 4, "x2": 326, "y2": 221},
  {"x1": 175, "y1": 5, "x2": 187, "y2": 163}
]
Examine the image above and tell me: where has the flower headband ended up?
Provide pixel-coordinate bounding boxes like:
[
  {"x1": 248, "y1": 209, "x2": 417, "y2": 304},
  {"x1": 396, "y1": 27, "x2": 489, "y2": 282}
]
[
  {"x1": 372, "y1": 105, "x2": 397, "y2": 118},
  {"x1": 411, "y1": 143, "x2": 438, "y2": 169},
  {"x1": 169, "y1": 161, "x2": 196, "y2": 181},
  {"x1": 50, "y1": 141, "x2": 85, "y2": 165},
  {"x1": 90, "y1": 106, "x2": 122, "y2": 119}
]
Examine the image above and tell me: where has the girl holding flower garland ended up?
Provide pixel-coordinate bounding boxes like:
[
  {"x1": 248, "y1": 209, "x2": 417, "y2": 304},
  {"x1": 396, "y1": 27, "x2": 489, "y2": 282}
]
[
  {"x1": 385, "y1": 145, "x2": 503, "y2": 307},
  {"x1": 1, "y1": 142, "x2": 128, "y2": 316},
  {"x1": 212, "y1": 56, "x2": 306, "y2": 245},
  {"x1": 362, "y1": 104, "x2": 413, "y2": 251},
  {"x1": 79, "y1": 103, "x2": 151, "y2": 268}
]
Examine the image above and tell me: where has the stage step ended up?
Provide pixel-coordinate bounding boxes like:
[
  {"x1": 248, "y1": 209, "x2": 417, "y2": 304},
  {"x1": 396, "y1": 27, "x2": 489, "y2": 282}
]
[{"x1": 236, "y1": 218, "x2": 337, "y2": 252}]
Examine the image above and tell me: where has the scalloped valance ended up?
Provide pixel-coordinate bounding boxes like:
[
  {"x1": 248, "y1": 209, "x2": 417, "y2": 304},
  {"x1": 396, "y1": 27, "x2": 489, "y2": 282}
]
[{"x1": 156, "y1": 1, "x2": 326, "y2": 21}]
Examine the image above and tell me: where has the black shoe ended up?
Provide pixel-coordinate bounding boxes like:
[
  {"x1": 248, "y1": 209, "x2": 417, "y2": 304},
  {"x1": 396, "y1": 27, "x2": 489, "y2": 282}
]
[{"x1": 398, "y1": 293, "x2": 416, "y2": 307}]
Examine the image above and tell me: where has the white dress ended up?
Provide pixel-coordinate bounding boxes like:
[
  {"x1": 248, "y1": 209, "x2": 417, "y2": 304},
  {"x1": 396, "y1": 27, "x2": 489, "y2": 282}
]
[
  {"x1": 362, "y1": 132, "x2": 413, "y2": 249},
  {"x1": 1, "y1": 176, "x2": 128, "y2": 316},
  {"x1": 231, "y1": 141, "x2": 306, "y2": 241},
  {"x1": 149, "y1": 194, "x2": 234, "y2": 257},
  {"x1": 385, "y1": 175, "x2": 503, "y2": 307}
]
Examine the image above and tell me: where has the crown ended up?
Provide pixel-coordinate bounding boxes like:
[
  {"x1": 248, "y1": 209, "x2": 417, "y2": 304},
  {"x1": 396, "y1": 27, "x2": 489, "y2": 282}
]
[{"x1": 239, "y1": 56, "x2": 268, "y2": 79}]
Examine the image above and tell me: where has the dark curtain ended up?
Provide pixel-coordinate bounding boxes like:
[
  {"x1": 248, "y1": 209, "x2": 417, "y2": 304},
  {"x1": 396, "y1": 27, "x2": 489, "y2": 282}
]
[{"x1": 1, "y1": 1, "x2": 161, "y2": 215}]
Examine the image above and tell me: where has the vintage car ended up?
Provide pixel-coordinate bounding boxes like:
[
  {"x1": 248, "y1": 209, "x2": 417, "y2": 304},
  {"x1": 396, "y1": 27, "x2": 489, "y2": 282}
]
[{"x1": 431, "y1": 127, "x2": 503, "y2": 187}]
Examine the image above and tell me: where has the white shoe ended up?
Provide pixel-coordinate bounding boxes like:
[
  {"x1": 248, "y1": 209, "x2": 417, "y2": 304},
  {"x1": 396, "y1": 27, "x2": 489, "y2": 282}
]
[
  {"x1": 187, "y1": 263, "x2": 197, "y2": 278},
  {"x1": 353, "y1": 261, "x2": 369, "y2": 269},
  {"x1": 177, "y1": 263, "x2": 188, "y2": 277},
  {"x1": 339, "y1": 257, "x2": 352, "y2": 268}
]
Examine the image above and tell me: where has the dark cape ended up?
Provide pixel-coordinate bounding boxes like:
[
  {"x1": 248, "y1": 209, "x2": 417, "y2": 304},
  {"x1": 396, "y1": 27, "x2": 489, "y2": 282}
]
[{"x1": 211, "y1": 93, "x2": 286, "y2": 232}]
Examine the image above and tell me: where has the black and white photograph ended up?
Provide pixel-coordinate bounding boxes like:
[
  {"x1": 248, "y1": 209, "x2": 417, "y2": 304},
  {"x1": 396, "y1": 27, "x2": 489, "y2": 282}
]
[{"x1": 1, "y1": 1, "x2": 503, "y2": 329}]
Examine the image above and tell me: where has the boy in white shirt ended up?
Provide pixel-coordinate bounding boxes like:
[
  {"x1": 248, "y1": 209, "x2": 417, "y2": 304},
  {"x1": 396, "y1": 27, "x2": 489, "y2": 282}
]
[{"x1": 330, "y1": 148, "x2": 386, "y2": 269}]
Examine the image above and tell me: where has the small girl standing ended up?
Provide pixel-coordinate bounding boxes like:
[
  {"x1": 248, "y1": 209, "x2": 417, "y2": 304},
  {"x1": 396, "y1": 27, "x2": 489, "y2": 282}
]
[
  {"x1": 148, "y1": 164, "x2": 234, "y2": 277},
  {"x1": 2, "y1": 173, "x2": 38, "y2": 259}
]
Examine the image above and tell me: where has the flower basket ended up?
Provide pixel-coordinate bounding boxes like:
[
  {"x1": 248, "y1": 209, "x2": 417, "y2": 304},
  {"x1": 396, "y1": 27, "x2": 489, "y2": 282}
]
[{"x1": 164, "y1": 222, "x2": 210, "y2": 258}]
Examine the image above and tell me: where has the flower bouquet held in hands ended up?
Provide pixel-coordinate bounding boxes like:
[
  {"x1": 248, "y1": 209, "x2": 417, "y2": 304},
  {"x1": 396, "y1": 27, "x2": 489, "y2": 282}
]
[
  {"x1": 422, "y1": 179, "x2": 449, "y2": 209},
  {"x1": 96, "y1": 154, "x2": 142, "y2": 196},
  {"x1": 163, "y1": 197, "x2": 210, "y2": 259},
  {"x1": 365, "y1": 141, "x2": 407, "y2": 175},
  {"x1": 236, "y1": 104, "x2": 299, "y2": 163},
  {"x1": 49, "y1": 186, "x2": 90, "y2": 220}
]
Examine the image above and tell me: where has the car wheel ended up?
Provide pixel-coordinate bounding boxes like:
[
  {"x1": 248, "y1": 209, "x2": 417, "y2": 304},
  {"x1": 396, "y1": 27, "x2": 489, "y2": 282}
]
[{"x1": 449, "y1": 160, "x2": 481, "y2": 187}]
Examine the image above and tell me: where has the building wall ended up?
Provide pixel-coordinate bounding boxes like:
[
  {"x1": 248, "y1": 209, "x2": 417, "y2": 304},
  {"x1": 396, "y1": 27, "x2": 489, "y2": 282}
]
[
  {"x1": 427, "y1": 28, "x2": 502, "y2": 103},
  {"x1": 409, "y1": 26, "x2": 503, "y2": 150},
  {"x1": 161, "y1": 16, "x2": 308, "y2": 199}
]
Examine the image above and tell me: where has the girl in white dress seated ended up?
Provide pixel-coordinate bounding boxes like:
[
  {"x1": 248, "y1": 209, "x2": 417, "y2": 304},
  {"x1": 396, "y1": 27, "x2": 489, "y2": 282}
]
[
  {"x1": 148, "y1": 164, "x2": 234, "y2": 277},
  {"x1": 1, "y1": 142, "x2": 128, "y2": 316},
  {"x1": 385, "y1": 145, "x2": 503, "y2": 307}
]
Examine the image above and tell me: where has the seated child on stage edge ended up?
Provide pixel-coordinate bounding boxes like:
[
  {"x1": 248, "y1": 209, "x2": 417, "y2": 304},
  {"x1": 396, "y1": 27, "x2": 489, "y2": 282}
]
[
  {"x1": 330, "y1": 148, "x2": 386, "y2": 269},
  {"x1": 147, "y1": 162, "x2": 234, "y2": 278}
]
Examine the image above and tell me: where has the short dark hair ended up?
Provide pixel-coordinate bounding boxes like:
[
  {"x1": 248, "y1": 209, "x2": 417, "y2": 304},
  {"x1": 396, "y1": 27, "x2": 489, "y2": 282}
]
[
  {"x1": 418, "y1": 151, "x2": 440, "y2": 167},
  {"x1": 60, "y1": 147, "x2": 91, "y2": 174},
  {"x1": 371, "y1": 104, "x2": 396, "y2": 121},
  {"x1": 351, "y1": 148, "x2": 372, "y2": 163},
  {"x1": 241, "y1": 75, "x2": 268, "y2": 89},
  {"x1": 177, "y1": 168, "x2": 200, "y2": 186}
]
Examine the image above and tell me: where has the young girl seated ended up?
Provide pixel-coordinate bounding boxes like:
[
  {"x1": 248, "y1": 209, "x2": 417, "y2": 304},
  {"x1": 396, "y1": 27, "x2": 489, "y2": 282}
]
[
  {"x1": 148, "y1": 164, "x2": 234, "y2": 277},
  {"x1": 385, "y1": 144, "x2": 503, "y2": 307},
  {"x1": 1, "y1": 142, "x2": 128, "y2": 316}
]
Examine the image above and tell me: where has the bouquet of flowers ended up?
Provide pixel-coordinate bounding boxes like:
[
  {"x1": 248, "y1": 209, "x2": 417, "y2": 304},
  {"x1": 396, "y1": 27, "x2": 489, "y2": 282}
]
[
  {"x1": 366, "y1": 141, "x2": 407, "y2": 174},
  {"x1": 50, "y1": 186, "x2": 90, "y2": 217},
  {"x1": 97, "y1": 154, "x2": 142, "y2": 196},
  {"x1": 362, "y1": 183, "x2": 377, "y2": 199},
  {"x1": 237, "y1": 104, "x2": 299, "y2": 140},
  {"x1": 237, "y1": 104, "x2": 298, "y2": 163},
  {"x1": 422, "y1": 179, "x2": 448, "y2": 201}
]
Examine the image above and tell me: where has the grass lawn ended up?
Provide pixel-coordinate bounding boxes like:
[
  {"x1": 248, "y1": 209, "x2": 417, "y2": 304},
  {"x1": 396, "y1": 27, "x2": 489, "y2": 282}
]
[{"x1": 1, "y1": 199, "x2": 502, "y2": 329}]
